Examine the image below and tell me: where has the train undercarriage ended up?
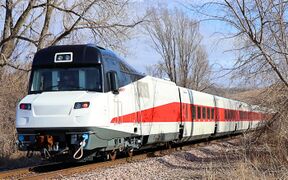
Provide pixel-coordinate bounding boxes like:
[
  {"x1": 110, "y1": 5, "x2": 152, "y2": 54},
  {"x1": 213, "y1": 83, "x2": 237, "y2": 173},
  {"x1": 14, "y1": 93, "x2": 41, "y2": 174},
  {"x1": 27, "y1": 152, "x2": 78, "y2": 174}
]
[{"x1": 16, "y1": 127, "x2": 143, "y2": 162}]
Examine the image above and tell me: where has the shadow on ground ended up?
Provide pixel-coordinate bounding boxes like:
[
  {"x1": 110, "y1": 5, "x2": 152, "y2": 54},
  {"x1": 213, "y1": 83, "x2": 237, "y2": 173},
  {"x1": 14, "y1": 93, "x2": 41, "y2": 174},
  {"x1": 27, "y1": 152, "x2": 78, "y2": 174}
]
[{"x1": 0, "y1": 154, "x2": 42, "y2": 171}]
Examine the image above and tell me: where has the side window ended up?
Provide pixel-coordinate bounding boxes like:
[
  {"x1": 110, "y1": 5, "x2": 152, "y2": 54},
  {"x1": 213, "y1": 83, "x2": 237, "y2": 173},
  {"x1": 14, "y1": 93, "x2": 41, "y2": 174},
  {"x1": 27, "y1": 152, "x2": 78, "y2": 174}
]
[
  {"x1": 122, "y1": 72, "x2": 132, "y2": 84},
  {"x1": 85, "y1": 68, "x2": 102, "y2": 91},
  {"x1": 107, "y1": 71, "x2": 119, "y2": 92},
  {"x1": 197, "y1": 106, "x2": 201, "y2": 119},
  {"x1": 192, "y1": 105, "x2": 196, "y2": 119},
  {"x1": 130, "y1": 74, "x2": 141, "y2": 81},
  {"x1": 119, "y1": 62, "x2": 132, "y2": 86},
  {"x1": 186, "y1": 104, "x2": 189, "y2": 120},
  {"x1": 212, "y1": 108, "x2": 215, "y2": 119},
  {"x1": 228, "y1": 110, "x2": 231, "y2": 120},
  {"x1": 228, "y1": 110, "x2": 230, "y2": 120},
  {"x1": 207, "y1": 108, "x2": 211, "y2": 119},
  {"x1": 106, "y1": 58, "x2": 128, "y2": 88},
  {"x1": 182, "y1": 104, "x2": 186, "y2": 120},
  {"x1": 119, "y1": 62, "x2": 130, "y2": 72},
  {"x1": 202, "y1": 107, "x2": 206, "y2": 119}
]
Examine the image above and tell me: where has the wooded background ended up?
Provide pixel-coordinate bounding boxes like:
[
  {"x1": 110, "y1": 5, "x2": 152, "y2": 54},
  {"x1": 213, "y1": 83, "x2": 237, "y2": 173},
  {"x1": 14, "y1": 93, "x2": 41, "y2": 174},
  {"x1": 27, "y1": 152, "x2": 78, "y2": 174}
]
[{"x1": 0, "y1": 0, "x2": 287, "y2": 176}]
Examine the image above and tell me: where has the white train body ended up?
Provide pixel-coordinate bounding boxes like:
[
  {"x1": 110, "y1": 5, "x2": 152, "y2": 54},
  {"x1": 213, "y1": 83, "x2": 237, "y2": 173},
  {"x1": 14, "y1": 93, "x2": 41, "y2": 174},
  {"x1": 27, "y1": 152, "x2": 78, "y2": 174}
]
[{"x1": 16, "y1": 45, "x2": 267, "y2": 161}]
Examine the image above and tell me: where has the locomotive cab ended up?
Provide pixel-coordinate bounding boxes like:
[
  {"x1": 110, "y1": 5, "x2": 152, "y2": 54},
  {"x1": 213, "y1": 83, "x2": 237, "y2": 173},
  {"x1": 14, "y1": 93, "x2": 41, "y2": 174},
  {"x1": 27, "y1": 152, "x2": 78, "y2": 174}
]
[
  {"x1": 29, "y1": 44, "x2": 104, "y2": 94},
  {"x1": 16, "y1": 44, "x2": 143, "y2": 161}
]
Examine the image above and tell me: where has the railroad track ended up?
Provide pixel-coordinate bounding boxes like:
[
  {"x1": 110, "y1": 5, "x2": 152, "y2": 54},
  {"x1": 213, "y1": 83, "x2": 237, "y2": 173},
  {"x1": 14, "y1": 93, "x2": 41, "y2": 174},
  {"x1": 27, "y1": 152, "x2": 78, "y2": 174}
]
[
  {"x1": 0, "y1": 135, "x2": 240, "y2": 179},
  {"x1": 0, "y1": 152, "x2": 156, "y2": 179}
]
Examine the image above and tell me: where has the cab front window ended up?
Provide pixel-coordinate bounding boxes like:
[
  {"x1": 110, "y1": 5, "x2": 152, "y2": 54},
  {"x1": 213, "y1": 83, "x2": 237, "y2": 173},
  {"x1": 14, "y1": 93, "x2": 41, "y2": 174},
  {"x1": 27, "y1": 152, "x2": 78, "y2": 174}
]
[{"x1": 30, "y1": 67, "x2": 102, "y2": 93}]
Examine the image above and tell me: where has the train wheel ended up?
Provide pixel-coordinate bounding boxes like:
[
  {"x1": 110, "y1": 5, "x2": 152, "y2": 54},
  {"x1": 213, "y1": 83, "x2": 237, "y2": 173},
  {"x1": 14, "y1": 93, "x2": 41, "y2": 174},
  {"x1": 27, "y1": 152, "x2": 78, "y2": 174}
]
[
  {"x1": 126, "y1": 148, "x2": 134, "y2": 162},
  {"x1": 165, "y1": 142, "x2": 173, "y2": 154},
  {"x1": 109, "y1": 150, "x2": 117, "y2": 161},
  {"x1": 128, "y1": 149, "x2": 133, "y2": 157}
]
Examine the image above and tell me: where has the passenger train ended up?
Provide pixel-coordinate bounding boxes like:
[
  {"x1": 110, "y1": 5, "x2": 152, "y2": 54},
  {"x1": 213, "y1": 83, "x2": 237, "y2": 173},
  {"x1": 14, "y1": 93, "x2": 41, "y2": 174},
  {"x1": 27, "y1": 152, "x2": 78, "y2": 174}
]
[{"x1": 16, "y1": 44, "x2": 267, "y2": 161}]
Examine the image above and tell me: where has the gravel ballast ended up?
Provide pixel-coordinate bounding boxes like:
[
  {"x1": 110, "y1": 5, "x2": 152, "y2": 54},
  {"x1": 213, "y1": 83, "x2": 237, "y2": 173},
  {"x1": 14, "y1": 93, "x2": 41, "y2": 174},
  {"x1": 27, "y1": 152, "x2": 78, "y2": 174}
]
[{"x1": 61, "y1": 140, "x2": 241, "y2": 180}]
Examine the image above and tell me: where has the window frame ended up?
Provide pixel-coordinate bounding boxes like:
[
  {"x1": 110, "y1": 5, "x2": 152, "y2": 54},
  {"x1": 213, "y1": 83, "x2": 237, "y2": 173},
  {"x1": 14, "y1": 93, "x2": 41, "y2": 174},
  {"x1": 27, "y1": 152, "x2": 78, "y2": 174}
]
[
  {"x1": 197, "y1": 106, "x2": 201, "y2": 120},
  {"x1": 29, "y1": 66, "x2": 103, "y2": 94}
]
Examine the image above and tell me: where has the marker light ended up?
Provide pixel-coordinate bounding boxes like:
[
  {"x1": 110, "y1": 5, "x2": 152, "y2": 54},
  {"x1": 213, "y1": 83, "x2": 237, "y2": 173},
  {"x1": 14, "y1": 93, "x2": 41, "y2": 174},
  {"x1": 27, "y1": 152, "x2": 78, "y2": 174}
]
[
  {"x1": 74, "y1": 102, "x2": 90, "y2": 109},
  {"x1": 65, "y1": 54, "x2": 71, "y2": 60},
  {"x1": 20, "y1": 103, "x2": 31, "y2": 110},
  {"x1": 54, "y1": 52, "x2": 73, "y2": 63},
  {"x1": 57, "y1": 55, "x2": 63, "y2": 61}
]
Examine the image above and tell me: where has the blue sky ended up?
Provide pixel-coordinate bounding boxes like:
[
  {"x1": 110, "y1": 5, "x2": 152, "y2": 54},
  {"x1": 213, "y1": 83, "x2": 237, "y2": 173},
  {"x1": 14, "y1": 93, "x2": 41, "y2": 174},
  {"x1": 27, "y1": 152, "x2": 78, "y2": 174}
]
[{"x1": 123, "y1": 0, "x2": 236, "y2": 83}]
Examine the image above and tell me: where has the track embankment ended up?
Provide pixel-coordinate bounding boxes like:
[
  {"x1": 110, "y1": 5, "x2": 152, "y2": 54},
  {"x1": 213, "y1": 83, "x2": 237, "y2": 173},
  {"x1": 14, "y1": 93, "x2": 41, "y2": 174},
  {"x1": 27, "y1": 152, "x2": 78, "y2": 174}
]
[{"x1": 0, "y1": 135, "x2": 241, "y2": 179}]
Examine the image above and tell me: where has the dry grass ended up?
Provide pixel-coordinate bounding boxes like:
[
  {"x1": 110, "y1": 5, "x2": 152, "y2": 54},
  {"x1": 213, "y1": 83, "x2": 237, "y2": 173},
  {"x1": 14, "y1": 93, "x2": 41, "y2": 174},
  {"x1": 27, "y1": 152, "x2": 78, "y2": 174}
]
[
  {"x1": 202, "y1": 133, "x2": 288, "y2": 179},
  {"x1": 204, "y1": 161, "x2": 286, "y2": 180},
  {"x1": 0, "y1": 69, "x2": 42, "y2": 170},
  {"x1": 0, "y1": 69, "x2": 30, "y2": 168},
  {"x1": 204, "y1": 85, "x2": 288, "y2": 179}
]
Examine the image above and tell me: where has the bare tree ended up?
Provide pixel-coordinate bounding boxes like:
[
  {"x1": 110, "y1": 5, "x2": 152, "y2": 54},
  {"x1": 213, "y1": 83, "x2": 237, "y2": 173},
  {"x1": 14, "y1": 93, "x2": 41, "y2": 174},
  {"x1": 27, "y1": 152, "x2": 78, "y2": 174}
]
[
  {"x1": 0, "y1": 0, "x2": 144, "y2": 77},
  {"x1": 193, "y1": 0, "x2": 288, "y2": 169},
  {"x1": 144, "y1": 7, "x2": 211, "y2": 91},
  {"x1": 145, "y1": 8, "x2": 177, "y2": 83},
  {"x1": 195, "y1": 0, "x2": 288, "y2": 89},
  {"x1": 188, "y1": 46, "x2": 211, "y2": 91},
  {"x1": 145, "y1": 62, "x2": 166, "y2": 78}
]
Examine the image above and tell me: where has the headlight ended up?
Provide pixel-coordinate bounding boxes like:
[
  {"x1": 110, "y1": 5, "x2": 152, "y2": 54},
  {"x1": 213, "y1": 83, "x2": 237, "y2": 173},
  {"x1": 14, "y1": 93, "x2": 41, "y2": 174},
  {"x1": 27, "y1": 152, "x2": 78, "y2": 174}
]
[
  {"x1": 19, "y1": 103, "x2": 31, "y2": 110},
  {"x1": 74, "y1": 102, "x2": 90, "y2": 109}
]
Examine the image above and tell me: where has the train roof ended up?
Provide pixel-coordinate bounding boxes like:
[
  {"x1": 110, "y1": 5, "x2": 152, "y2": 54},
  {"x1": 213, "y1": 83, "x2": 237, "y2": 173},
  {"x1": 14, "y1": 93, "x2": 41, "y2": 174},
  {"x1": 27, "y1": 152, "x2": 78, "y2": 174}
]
[
  {"x1": 32, "y1": 44, "x2": 100, "y2": 67},
  {"x1": 32, "y1": 44, "x2": 142, "y2": 76}
]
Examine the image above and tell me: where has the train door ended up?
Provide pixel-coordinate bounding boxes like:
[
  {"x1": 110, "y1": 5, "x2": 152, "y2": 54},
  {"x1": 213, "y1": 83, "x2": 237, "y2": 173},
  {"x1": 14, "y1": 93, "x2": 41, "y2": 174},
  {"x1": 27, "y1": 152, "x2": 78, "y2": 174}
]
[
  {"x1": 178, "y1": 88, "x2": 192, "y2": 140},
  {"x1": 213, "y1": 96, "x2": 219, "y2": 134},
  {"x1": 234, "y1": 105, "x2": 239, "y2": 132},
  {"x1": 114, "y1": 93, "x2": 123, "y2": 124},
  {"x1": 135, "y1": 80, "x2": 152, "y2": 140},
  {"x1": 188, "y1": 90, "x2": 194, "y2": 138},
  {"x1": 134, "y1": 80, "x2": 151, "y2": 137}
]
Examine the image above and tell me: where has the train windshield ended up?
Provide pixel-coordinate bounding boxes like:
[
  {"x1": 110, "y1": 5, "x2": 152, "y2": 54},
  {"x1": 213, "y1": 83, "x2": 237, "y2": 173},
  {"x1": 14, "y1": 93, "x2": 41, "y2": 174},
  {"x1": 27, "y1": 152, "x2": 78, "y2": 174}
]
[{"x1": 30, "y1": 66, "x2": 102, "y2": 93}]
